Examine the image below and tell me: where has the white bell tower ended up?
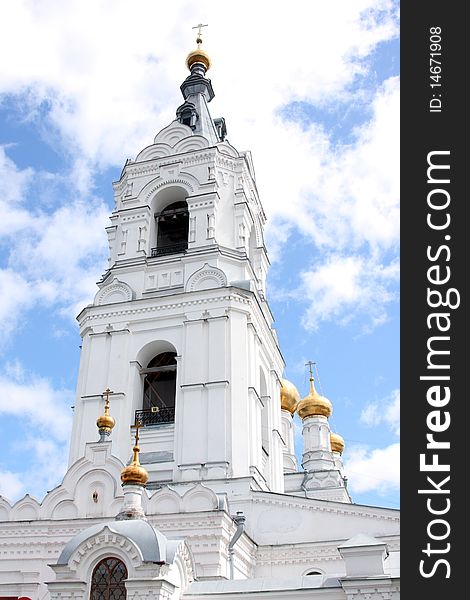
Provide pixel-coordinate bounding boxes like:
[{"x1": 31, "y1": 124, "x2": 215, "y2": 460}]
[{"x1": 68, "y1": 34, "x2": 286, "y2": 493}]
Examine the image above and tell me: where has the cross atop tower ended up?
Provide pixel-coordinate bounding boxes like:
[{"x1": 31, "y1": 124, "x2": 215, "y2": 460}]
[
  {"x1": 192, "y1": 22, "x2": 208, "y2": 46},
  {"x1": 305, "y1": 360, "x2": 316, "y2": 380},
  {"x1": 102, "y1": 387, "x2": 113, "y2": 408}
]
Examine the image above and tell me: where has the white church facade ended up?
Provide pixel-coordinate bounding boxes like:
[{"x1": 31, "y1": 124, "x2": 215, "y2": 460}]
[{"x1": 0, "y1": 35, "x2": 400, "y2": 600}]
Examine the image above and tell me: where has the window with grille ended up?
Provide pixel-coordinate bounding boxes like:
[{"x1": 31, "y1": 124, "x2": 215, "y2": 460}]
[
  {"x1": 90, "y1": 557, "x2": 127, "y2": 599},
  {"x1": 136, "y1": 352, "x2": 177, "y2": 425}
]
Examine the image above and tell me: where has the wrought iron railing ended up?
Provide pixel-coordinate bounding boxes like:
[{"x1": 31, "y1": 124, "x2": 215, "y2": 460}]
[
  {"x1": 150, "y1": 243, "x2": 187, "y2": 257},
  {"x1": 135, "y1": 407, "x2": 175, "y2": 426}
]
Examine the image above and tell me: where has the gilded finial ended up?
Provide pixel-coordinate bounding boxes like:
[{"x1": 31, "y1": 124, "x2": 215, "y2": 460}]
[
  {"x1": 120, "y1": 423, "x2": 149, "y2": 486},
  {"x1": 297, "y1": 361, "x2": 333, "y2": 420},
  {"x1": 186, "y1": 23, "x2": 211, "y2": 72},
  {"x1": 97, "y1": 388, "x2": 116, "y2": 441},
  {"x1": 305, "y1": 360, "x2": 316, "y2": 393}
]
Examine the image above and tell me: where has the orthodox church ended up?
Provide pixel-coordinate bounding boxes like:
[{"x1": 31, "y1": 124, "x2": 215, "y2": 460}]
[{"x1": 0, "y1": 32, "x2": 400, "y2": 600}]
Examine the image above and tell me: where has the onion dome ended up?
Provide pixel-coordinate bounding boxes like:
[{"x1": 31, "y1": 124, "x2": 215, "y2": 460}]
[
  {"x1": 186, "y1": 47, "x2": 211, "y2": 71},
  {"x1": 280, "y1": 379, "x2": 300, "y2": 415},
  {"x1": 297, "y1": 377, "x2": 333, "y2": 420},
  {"x1": 97, "y1": 389, "x2": 115, "y2": 437},
  {"x1": 330, "y1": 432, "x2": 345, "y2": 454},
  {"x1": 121, "y1": 427, "x2": 148, "y2": 486},
  {"x1": 186, "y1": 28, "x2": 211, "y2": 72}
]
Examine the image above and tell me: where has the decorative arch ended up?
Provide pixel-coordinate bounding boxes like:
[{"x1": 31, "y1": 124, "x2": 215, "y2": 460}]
[
  {"x1": 181, "y1": 483, "x2": 219, "y2": 512},
  {"x1": 135, "y1": 142, "x2": 173, "y2": 161},
  {"x1": 141, "y1": 174, "x2": 199, "y2": 206},
  {"x1": 140, "y1": 179, "x2": 198, "y2": 256},
  {"x1": 173, "y1": 136, "x2": 209, "y2": 153},
  {"x1": 11, "y1": 495, "x2": 40, "y2": 521},
  {"x1": 185, "y1": 263, "x2": 227, "y2": 292},
  {"x1": 148, "y1": 487, "x2": 182, "y2": 514},
  {"x1": 216, "y1": 140, "x2": 239, "y2": 158},
  {"x1": 94, "y1": 277, "x2": 134, "y2": 306},
  {"x1": 135, "y1": 340, "x2": 178, "y2": 370},
  {"x1": 153, "y1": 121, "x2": 194, "y2": 147},
  {"x1": 49, "y1": 521, "x2": 193, "y2": 599}
]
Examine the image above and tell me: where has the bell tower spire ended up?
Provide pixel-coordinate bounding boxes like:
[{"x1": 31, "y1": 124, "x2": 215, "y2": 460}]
[
  {"x1": 177, "y1": 24, "x2": 220, "y2": 143},
  {"x1": 68, "y1": 39, "x2": 285, "y2": 494}
]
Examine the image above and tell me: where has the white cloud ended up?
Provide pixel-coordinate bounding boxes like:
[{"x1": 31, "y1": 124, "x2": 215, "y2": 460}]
[
  {"x1": 361, "y1": 388, "x2": 400, "y2": 435},
  {"x1": 0, "y1": 436, "x2": 70, "y2": 503},
  {"x1": 0, "y1": 365, "x2": 74, "y2": 502},
  {"x1": 264, "y1": 76, "x2": 399, "y2": 331},
  {"x1": 300, "y1": 254, "x2": 398, "y2": 331},
  {"x1": 0, "y1": 470, "x2": 25, "y2": 502},
  {"x1": 0, "y1": 2, "x2": 398, "y2": 333},
  {"x1": 0, "y1": 146, "x2": 34, "y2": 235},
  {"x1": 0, "y1": 146, "x2": 109, "y2": 338},
  {"x1": 0, "y1": 0, "x2": 399, "y2": 505},
  {"x1": 0, "y1": 367, "x2": 73, "y2": 442},
  {"x1": 344, "y1": 442, "x2": 399, "y2": 495},
  {"x1": 13, "y1": 199, "x2": 110, "y2": 313},
  {"x1": 0, "y1": 269, "x2": 37, "y2": 341},
  {"x1": 344, "y1": 389, "x2": 400, "y2": 497}
]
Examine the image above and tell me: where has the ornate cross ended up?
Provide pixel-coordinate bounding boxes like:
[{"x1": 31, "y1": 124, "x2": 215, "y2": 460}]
[
  {"x1": 305, "y1": 361, "x2": 316, "y2": 379},
  {"x1": 102, "y1": 387, "x2": 113, "y2": 409},
  {"x1": 192, "y1": 23, "x2": 208, "y2": 37},
  {"x1": 192, "y1": 23, "x2": 208, "y2": 46}
]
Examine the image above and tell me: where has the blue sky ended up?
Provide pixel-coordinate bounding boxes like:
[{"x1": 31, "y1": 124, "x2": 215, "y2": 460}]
[{"x1": 0, "y1": 1, "x2": 399, "y2": 509}]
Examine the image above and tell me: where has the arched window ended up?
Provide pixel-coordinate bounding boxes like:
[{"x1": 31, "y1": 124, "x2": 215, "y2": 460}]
[
  {"x1": 90, "y1": 557, "x2": 127, "y2": 599},
  {"x1": 176, "y1": 101, "x2": 198, "y2": 129},
  {"x1": 153, "y1": 201, "x2": 189, "y2": 256},
  {"x1": 136, "y1": 352, "x2": 177, "y2": 426}
]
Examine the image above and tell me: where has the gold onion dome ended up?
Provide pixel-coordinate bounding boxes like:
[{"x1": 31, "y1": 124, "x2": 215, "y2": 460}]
[
  {"x1": 297, "y1": 377, "x2": 333, "y2": 420},
  {"x1": 280, "y1": 379, "x2": 300, "y2": 414},
  {"x1": 186, "y1": 29, "x2": 211, "y2": 71},
  {"x1": 186, "y1": 47, "x2": 211, "y2": 71},
  {"x1": 330, "y1": 432, "x2": 345, "y2": 454},
  {"x1": 121, "y1": 428, "x2": 149, "y2": 486},
  {"x1": 96, "y1": 394, "x2": 115, "y2": 433}
]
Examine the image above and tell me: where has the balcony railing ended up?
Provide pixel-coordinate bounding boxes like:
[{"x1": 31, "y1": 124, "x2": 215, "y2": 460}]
[
  {"x1": 150, "y1": 243, "x2": 187, "y2": 257},
  {"x1": 135, "y1": 407, "x2": 175, "y2": 426}
]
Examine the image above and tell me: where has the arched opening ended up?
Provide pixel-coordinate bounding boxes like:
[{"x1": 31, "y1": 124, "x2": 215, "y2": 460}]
[
  {"x1": 90, "y1": 557, "x2": 127, "y2": 599},
  {"x1": 176, "y1": 101, "x2": 198, "y2": 129},
  {"x1": 153, "y1": 200, "x2": 189, "y2": 257},
  {"x1": 136, "y1": 352, "x2": 177, "y2": 426}
]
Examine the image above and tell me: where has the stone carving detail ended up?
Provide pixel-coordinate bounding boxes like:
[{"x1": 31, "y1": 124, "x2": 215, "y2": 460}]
[
  {"x1": 185, "y1": 264, "x2": 227, "y2": 293},
  {"x1": 95, "y1": 278, "x2": 134, "y2": 306}
]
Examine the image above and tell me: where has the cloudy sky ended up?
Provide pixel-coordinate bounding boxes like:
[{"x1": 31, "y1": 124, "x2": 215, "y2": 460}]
[{"x1": 0, "y1": 0, "x2": 399, "y2": 508}]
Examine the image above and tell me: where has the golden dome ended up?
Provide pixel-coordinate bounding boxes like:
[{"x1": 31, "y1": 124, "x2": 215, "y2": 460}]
[
  {"x1": 280, "y1": 379, "x2": 300, "y2": 414},
  {"x1": 186, "y1": 47, "x2": 211, "y2": 71},
  {"x1": 297, "y1": 377, "x2": 333, "y2": 420},
  {"x1": 121, "y1": 428, "x2": 148, "y2": 486},
  {"x1": 97, "y1": 392, "x2": 115, "y2": 434},
  {"x1": 330, "y1": 432, "x2": 345, "y2": 454}
]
